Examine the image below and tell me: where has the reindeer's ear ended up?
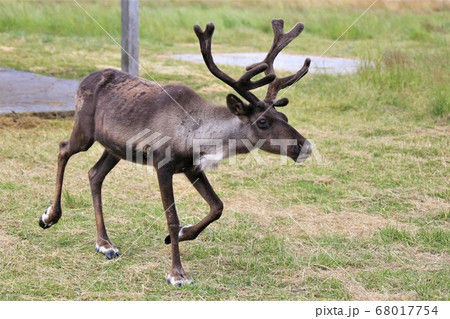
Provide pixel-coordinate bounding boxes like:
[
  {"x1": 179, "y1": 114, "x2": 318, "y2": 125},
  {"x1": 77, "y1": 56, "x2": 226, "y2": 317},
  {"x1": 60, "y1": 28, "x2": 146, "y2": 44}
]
[{"x1": 226, "y1": 94, "x2": 250, "y2": 116}]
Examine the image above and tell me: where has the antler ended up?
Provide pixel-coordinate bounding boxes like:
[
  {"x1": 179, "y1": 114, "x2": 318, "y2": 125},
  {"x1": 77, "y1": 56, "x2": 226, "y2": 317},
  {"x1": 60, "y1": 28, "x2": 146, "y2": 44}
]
[
  {"x1": 194, "y1": 23, "x2": 276, "y2": 105},
  {"x1": 246, "y1": 19, "x2": 311, "y2": 107}
]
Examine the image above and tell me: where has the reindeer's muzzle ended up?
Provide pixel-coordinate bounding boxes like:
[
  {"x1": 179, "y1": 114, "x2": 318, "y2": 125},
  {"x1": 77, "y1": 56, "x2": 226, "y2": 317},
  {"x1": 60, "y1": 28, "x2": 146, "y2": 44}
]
[{"x1": 296, "y1": 139, "x2": 313, "y2": 163}]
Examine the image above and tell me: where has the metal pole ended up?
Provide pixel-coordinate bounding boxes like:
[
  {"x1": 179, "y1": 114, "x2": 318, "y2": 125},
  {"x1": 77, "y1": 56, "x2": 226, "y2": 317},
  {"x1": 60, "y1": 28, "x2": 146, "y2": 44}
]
[{"x1": 121, "y1": 0, "x2": 139, "y2": 76}]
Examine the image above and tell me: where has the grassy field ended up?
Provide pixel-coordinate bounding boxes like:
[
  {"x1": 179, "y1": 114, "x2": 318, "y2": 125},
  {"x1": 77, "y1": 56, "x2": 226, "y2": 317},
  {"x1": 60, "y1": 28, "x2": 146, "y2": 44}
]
[{"x1": 0, "y1": 0, "x2": 449, "y2": 300}]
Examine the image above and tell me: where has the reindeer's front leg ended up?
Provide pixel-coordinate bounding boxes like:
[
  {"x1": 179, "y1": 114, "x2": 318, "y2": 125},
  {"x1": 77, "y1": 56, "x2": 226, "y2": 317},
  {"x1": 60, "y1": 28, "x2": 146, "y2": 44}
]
[
  {"x1": 165, "y1": 170, "x2": 223, "y2": 244},
  {"x1": 157, "y1": 168, "x2": 194, "y2": 286}
]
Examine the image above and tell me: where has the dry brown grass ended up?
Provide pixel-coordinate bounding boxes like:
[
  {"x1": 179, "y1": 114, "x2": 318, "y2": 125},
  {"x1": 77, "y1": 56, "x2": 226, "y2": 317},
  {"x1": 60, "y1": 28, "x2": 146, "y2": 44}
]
[
  {"x1": 228, "y1": 192, "x2": 393, "y2": 238},
  {"x1": 0, "y1": 114, "x2": 42, "y2": 129},
  {"x1": 382, "y1": 50, "x2": 412, "y2": 68}
]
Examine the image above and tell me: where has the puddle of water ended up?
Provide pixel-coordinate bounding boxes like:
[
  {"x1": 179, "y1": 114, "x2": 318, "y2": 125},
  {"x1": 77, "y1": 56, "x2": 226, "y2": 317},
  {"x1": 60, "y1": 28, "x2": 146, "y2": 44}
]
[
  {"x1": 173, "y1": 53, "x2": 368, "y2": 75},
  {"x1": 0, "y1": 68, "x2": 79, "y2": 114}
]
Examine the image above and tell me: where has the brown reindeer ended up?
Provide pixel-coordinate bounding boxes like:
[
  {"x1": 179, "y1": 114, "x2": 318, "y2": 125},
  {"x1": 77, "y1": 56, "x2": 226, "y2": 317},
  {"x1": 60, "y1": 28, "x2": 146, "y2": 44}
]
[{"x1": 39, "y1": 19, "x2": 312, "y2": 286}]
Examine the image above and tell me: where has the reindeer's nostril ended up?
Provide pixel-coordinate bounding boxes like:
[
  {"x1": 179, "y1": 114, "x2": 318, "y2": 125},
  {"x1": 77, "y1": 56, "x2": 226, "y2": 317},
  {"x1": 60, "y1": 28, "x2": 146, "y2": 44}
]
[
  {"x1": 297, "y1": 140, "x2": 313, "y2": 162},
  {"x1": 298, "y1": 140, "x2": 313, "y2": 155},
  {"x1": 304, "y1": 140, "x2": 313, "y2": 155}
]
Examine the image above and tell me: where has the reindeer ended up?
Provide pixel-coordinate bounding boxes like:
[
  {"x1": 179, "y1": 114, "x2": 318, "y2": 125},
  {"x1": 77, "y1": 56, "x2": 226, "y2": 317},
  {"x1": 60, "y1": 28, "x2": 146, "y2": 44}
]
[{"x1": 39, "y1": 19, "x2": 312, "y2": 286}]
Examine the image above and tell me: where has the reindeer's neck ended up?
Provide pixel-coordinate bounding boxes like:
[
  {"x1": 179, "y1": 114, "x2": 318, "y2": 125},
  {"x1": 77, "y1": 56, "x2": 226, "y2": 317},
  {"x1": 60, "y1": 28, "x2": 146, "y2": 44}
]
[{"x1": 190, "y1": 105, "x2": 253, "y2": 166}]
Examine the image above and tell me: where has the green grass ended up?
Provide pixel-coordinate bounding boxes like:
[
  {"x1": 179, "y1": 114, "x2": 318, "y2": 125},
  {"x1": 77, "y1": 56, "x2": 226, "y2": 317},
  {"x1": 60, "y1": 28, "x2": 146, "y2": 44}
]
[
  {"x1": 303, "y1": 277, "x2": 351, "y2": 300},
  {"x1": 0, "y1": 0, "x2": 449, "y2": 300},
  {"x1": 378, "y1": 226, "x2": 450, "y2": 253},
  {"x1": 359, "y1": 270, "x2": 449, "y2": 300}
]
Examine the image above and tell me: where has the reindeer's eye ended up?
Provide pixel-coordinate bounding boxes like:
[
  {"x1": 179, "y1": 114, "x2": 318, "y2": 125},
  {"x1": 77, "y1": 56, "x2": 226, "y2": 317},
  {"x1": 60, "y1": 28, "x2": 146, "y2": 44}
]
[{"x1": 256, "y1": 118, "x2": 269, "y2": 129}]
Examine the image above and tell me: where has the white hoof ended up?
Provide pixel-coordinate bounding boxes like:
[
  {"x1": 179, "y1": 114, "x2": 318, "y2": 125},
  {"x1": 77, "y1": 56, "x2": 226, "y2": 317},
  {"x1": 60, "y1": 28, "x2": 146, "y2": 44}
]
[
  {"x1": 43, "y1": 206, "x2": 51, "y2": 223},
  {"x1": 95, "y1": 244, "x2": 121, "y2": 259},
  {"x1": 39, "y1": 206, "x2": 54, "y2": 229},
  {"x1": 166, "y1": 274, "x2": 194, "y2": 287}
]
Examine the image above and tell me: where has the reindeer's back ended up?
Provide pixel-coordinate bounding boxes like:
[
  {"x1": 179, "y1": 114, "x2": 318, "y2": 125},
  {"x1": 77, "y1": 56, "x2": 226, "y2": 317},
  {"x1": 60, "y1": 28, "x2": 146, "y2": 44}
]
[{"x1": 77, "y1": 69, "x2": 209, "y2": 159}]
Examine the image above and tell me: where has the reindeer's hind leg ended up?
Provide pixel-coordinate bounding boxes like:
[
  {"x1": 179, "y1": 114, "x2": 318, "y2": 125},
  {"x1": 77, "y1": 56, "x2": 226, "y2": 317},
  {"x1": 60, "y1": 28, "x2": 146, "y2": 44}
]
[
  {"x1": 88, "y1": 150, "x2": 120, "y2": 259},
  {"x1": 40, "y1": 70, "x2": 112, "y2": 229},
  {"x1": 39, "y1": 123, "x2": 94, "y2": 229}
]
